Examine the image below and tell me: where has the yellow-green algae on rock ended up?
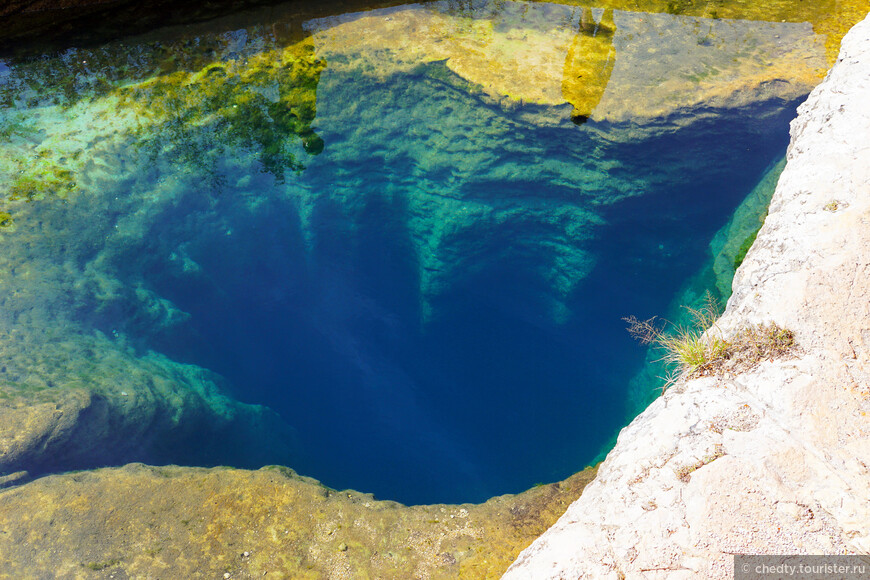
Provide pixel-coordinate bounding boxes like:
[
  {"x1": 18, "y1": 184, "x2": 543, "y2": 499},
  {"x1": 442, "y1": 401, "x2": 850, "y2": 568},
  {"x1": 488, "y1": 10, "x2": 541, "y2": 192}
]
[
  {"x1": 306, "y1": 0, "x2": 830, "y2": 124},
  {"x1": 551, "y1": 0, "x2": 870, "y2": 64},
  {"x1": 0, "y1": 463, "x2": 597, "y2": 579},
  {"x1": 118, "y1": 37, "x2": 326, "y2": 180},
  {"x1": 0, "y1": 33, "x2": 327, "y2": 233}
]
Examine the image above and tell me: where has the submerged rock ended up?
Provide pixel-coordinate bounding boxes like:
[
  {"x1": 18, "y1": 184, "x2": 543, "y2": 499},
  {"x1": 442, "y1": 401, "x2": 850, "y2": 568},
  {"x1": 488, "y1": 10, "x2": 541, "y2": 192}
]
[
  {"x1": 308, "y1": 1, "x2": 828, "y2": 127},
  {"x1": 0, "y1": 462, "x2": 597, "y2": 578},
  {"x1": 0, "y1": 328, "x2": 291, "y2": 476}
]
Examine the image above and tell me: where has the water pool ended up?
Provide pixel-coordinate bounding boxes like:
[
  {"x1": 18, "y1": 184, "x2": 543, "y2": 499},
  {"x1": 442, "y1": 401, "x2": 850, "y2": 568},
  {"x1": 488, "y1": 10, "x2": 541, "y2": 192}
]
[{"x1": 0, "y1": 0, "x2": 831, "y2": 504}]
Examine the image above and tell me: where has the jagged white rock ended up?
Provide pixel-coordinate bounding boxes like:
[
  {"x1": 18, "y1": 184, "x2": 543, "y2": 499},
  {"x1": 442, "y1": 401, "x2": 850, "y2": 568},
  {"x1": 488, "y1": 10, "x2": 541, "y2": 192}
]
[{"x1": 503, "y1": 12, "x2": 870, "y2": 580}]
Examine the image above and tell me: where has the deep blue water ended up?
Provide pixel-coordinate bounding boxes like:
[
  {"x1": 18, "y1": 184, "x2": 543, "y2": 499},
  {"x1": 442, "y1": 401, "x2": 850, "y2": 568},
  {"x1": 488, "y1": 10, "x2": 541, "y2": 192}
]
[
  {"x1": 0, "y1": 1, "x2": 806, "y2": 505},
  {"x1": 128, "y1": 75, "x2": 796, "y2": 503}
]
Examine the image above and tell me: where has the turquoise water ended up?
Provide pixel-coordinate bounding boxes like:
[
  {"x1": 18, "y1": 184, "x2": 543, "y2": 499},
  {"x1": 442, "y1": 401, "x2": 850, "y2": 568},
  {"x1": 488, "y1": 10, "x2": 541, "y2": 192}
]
[{"x1": 0, "y1": 1, "x2": 820, "y2": 504}]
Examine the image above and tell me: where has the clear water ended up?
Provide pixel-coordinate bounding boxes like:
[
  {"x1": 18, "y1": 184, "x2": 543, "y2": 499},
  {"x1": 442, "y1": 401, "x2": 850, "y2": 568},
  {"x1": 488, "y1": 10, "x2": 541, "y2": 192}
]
[{"x1": 0, "y1": 0, "x2": 823, "y2": 504}]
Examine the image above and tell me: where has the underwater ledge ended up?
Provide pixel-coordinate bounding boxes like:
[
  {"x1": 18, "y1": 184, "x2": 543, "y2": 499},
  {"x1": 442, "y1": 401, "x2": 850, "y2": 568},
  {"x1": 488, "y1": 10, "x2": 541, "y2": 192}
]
[{"x1": 0, "y1": 5, "x2": 869, "y2": 580}]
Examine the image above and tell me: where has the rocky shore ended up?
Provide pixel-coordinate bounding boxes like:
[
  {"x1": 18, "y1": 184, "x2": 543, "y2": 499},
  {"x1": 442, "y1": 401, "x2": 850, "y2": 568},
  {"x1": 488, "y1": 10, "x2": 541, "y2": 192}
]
[{"x1": 503, "y1": 12, "x2": 870, "y2": 579}]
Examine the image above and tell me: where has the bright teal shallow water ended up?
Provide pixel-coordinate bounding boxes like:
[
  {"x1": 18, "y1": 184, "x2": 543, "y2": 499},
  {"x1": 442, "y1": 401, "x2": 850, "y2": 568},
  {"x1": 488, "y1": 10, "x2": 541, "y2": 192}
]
[{"x1": 0, "y1": 1, "x2": 816, "y2": 503}]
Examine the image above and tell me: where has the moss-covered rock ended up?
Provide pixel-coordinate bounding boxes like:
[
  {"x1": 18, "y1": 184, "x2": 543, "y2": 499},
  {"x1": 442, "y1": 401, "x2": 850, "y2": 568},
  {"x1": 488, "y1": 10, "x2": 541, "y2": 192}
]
[
  {"x1": 8, "y1": 165, "x2": 76, "y2": 202},
  {"x1": 0, "y1": 462, "x2": 597, "y2": 578},
  {"x1": 119, "y1": 38, "x2": 325, "y2": 181}
]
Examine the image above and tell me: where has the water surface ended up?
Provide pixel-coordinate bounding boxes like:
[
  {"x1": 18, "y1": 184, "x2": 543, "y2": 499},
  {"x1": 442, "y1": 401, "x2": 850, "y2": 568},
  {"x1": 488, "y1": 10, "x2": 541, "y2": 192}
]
[{"x1": 0, "y1": 0, "x2": 832, "y2": 503}]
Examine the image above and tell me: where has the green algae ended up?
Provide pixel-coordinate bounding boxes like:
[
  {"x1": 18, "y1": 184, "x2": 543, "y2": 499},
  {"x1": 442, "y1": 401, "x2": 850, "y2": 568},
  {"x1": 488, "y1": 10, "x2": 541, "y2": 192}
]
[
  {"x1": 0, "y1": 114, "x2": 36, "y2": 139},
  {"x1": 710, "y1": 157, "x2": 785, "y2": 296},
  {"x1": 733, "y1": 227, "x2": 761, "y2": 270},
  {"x1": 119, "y1": 39, "x2": 325, "y2": 182},
  {"x1": 8, "y1": 165, "x2": 77, "y2": 202},
  {"x1": 0, "y1": 36, "x2": 326, "y2": 232},
  {"x1": 0, "y1": 32, "x2": 245, "y2": 110},
  {"x1": 83, "y1": 559, "x2": 121, "y2": 571}
]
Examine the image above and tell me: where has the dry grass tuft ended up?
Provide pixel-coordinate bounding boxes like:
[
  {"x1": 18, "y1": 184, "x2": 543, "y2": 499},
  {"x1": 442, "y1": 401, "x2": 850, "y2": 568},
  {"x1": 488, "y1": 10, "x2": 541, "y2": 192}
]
[{"x1": 624, "y1": 293, "x2": 796, "y2": 393}]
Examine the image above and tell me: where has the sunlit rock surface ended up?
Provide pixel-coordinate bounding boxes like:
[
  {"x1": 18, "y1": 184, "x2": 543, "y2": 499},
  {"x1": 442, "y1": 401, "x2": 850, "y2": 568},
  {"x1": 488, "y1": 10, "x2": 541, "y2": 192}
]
[{"x1": 503, "y1": 12, "x2": 870, "y2": 579}]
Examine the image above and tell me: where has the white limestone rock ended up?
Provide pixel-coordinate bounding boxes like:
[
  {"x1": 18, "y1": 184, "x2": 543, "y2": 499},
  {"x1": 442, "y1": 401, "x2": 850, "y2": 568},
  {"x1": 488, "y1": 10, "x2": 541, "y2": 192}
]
[{"x1": 503, "y1": 12, "x2": 870, "y2": 580}]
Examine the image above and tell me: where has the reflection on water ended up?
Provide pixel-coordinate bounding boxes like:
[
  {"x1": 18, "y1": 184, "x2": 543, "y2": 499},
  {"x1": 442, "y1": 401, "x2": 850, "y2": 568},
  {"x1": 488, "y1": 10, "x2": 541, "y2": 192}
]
[{"x1": 0, "y1": 0, "x2": 865, "y2": 504}]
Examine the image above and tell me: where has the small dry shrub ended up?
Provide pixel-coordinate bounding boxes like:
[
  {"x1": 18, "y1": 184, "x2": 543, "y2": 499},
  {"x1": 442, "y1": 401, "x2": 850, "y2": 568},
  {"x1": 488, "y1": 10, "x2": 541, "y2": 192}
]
[
  {"x1": 712, "y1": 323, "x2": 796, "y2": 375},
  {"x1": 625, "y1": 293, "x2": 796, "y2": 393},
  {"x1": 624, "y1": 293, "x2": 728, "y2": 389}
]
